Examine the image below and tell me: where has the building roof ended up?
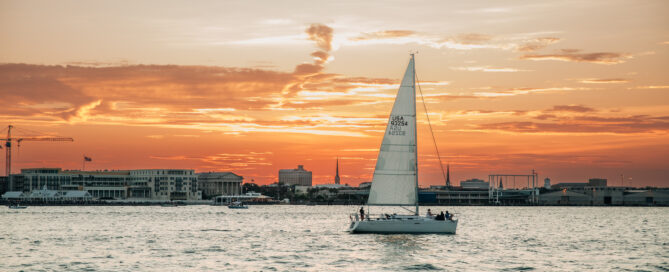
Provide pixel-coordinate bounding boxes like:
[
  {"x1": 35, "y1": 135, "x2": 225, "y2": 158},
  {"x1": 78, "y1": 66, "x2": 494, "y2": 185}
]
[
  {"x1": 198, "y1": 172, "x2": 243, "y2": 179},
  {"x1": 1, "y1": 191, "x2": 25, "y2": 199},
  {"x1": 62, "y1": 191, "x2": 91, "y2": 198},
  {"x1": 279, "y1": 165, "x2": 311, "y2": 173},
  {"x1": 27, "y1": 190, "x2": 59, "y2": 198}
]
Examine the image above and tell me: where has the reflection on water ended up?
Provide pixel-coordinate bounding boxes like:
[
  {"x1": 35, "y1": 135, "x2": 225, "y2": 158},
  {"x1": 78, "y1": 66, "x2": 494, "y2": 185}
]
[{"x1": 1, "y1": 206, "x2": 667, "y2": 271}]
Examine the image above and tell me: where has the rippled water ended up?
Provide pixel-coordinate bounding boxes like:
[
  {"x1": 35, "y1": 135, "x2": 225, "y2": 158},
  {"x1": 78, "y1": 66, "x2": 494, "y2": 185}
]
[{"x1": 1, "y1": 205, "x2": 667, "y2": 271}]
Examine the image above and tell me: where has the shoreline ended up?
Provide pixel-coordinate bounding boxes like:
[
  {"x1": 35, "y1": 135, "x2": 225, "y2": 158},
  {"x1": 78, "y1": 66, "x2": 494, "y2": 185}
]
[{"x1": 3, "y1": 200, "x2": 667, "y2": 207}]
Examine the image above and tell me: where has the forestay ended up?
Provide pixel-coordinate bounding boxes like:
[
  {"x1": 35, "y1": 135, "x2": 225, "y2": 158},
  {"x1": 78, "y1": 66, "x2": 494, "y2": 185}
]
[{"x1": 367, "y1": 56, "x2": 418, "y2": 206}]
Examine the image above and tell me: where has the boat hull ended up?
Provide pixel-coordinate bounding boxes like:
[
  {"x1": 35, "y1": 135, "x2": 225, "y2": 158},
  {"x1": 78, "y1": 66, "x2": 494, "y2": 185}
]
[{"x1": 349, "y1": 217, "x2": 457, "y2": 234}]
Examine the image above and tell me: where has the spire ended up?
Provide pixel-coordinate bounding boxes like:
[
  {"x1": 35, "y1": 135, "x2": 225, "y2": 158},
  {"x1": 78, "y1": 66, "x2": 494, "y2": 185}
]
[
  {"x1": 499, "y1": 177, "x2": 504, "y2": 189},
  {"x1": 334, "y1": 157, "x2": 340, "y2": 184},
  {"x1": 445, "y1": 163, "x2": 451, "y2": 187}
]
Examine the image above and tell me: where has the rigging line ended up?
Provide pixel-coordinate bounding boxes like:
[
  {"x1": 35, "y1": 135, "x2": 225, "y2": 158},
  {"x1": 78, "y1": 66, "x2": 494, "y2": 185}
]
[
  {"x1": 400, "y1": 206, "x2": 414, "y2": 214},
  {"x1": 415, "y1": 72, "x2": 448, "y2": 185},
  {"x1": 13, "y1": 126, "x2": 60, "y2": 137}
]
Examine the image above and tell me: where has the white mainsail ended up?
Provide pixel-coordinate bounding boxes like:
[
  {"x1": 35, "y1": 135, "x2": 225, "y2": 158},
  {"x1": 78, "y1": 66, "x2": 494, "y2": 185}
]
[{"x1": 367, "y1": 56, "x2": 418, "y2": 206}]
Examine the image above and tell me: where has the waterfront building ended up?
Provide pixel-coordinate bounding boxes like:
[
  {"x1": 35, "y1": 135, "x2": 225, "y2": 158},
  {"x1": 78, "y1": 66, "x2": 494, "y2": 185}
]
[
  {"x1": 279, "y1": 165, "x2": 312, "y2": 186},
  {"x1": 538, "y1": 190, "x2": 592, "y2": 205},
  {"x1": 197, "y1": 172, "x2": 243, "y2": 199},
  {"x1": 2, "y1": 185, "x2": 93, "y2": 202},
  {"x1": 622, "y1": 190, "x2": 669, "y2": 205},
  {"x1": 130, "y1": 169, "x2": 200, "y2": 201},
  {"x1": 544, "y1": 178, "x2": 551, "y2": 189},
  {"x1": 9, "y1": 168, "x2": 201, "y2": 201},
  {"x1": 588, "y1": 178, "x2": 607, "y2": 187},
  {"x1": 460, "y1": 179, "x2": 489, "y2": 190},
  {"x1": 552, "y1": 178, "x2": 608, "y2": 190}
]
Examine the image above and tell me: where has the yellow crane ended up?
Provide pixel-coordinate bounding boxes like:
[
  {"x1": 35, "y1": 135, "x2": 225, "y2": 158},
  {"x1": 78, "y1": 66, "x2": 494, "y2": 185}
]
[{"x1": 1, "y1": 125, "x2": 74, "y2": 190}]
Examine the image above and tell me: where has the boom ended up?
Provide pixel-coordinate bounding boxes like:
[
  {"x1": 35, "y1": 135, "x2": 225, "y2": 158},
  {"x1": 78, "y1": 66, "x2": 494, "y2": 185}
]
[{"x1": 2, "y1": 125, "x2": 74, "y2": 190}]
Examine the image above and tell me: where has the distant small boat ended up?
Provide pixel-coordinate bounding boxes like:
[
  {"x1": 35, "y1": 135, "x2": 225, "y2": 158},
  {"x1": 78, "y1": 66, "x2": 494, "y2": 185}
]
[
  {"x1": 160, "y1": 203, "x2": 178, "y2": 207},
  {"x1": 8, "y1": 204, "x2": 28, "y2": 209},
  {"x1": 228, "y1": 201, "x2": 248, "y2": 209}
]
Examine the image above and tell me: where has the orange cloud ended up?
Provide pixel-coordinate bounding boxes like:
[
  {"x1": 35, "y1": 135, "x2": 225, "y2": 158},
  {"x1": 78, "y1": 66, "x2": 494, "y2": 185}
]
[
  {"x1": 454, "y1": 33, "x2": 493, "y2": 44},
  {"x1": 451, "y1": 66, "x2": 528, "y2": 72},
  {"x1": 305, "y1": 24, "x2": 333, "y2": 51},
  {"x1": 351, "y1": 30, "x2": 416, "y2": 41},
  {"x1": 516, "y1": 37, "x2": 560, "y2": 52},
  {"x1": 520, "y1": 49, "x2": 632, "y2": 64},
  {"x1": 579, "y1": 78, "x2": 629, "y2": 84},
  {"x1": 477, "y1": 113, "x2": 669, "y2": 134},
  {"x1": 548, "y1": 105, "x2": 596, "y2": 113}
]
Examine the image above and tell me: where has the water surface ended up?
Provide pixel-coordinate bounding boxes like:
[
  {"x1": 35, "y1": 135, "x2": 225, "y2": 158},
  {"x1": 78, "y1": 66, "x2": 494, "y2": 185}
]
[{"x1": 1, "y1": 206, "x2": 667, "y2": 271}]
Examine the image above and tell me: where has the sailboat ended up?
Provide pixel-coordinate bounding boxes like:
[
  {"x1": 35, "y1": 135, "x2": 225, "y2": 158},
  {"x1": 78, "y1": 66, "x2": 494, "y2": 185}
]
[{"x1": 348, "y1": 54, "x2": 458, "y2": 234}]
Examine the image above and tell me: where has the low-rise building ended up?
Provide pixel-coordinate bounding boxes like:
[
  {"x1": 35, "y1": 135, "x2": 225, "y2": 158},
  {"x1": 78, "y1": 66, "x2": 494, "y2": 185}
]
[
  {"x1": 2, "y1": 185, "x2": 93, "y2": 202},
  {"x1": 198, "y1": 172, "x2": 243, "y2": 199},
  {"x1": 9, "y1": 168, "x2": 201, "y2": 201}
]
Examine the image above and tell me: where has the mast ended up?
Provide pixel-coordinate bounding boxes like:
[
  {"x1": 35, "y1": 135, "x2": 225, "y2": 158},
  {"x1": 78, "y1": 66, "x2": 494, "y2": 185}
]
[{"x1": 412, "y1": 53, "x2": 419, "y2": 216}]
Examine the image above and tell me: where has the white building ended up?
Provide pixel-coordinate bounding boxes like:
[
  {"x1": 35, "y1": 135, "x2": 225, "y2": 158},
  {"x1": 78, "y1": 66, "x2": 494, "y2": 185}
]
[
  {"x1": 2, "y1": 185, "x2": 93, "y2": 201},
  {"x1": 11, "y1": 168, "x2": 201, "y2": 201},
  {"x1": 279, "y1": 165, "x2": 312, "y2": 186},
  {"x1": 198, "y1": 172, "x2": 243, "y2": 199},
  {"x1": 544, "y1": 178, "x2": 551, "y2": 189}
]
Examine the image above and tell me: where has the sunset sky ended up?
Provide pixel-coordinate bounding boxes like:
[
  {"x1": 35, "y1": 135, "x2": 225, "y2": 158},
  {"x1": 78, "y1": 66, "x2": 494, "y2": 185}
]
[{"x1": 1, "y1": 0, "x2": 668, "y2": 187}]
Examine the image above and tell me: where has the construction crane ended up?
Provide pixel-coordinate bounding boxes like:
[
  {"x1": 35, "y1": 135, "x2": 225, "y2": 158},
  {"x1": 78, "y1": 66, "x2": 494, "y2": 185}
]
[{"x1": 1, "y1": 125, "x2": 74, "y2": 190}]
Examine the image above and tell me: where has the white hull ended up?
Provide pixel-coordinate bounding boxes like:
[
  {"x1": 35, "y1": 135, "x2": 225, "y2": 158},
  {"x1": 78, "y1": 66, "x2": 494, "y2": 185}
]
[{"x1": 349, "y1": 216, "x2": 457, "y2": 234}]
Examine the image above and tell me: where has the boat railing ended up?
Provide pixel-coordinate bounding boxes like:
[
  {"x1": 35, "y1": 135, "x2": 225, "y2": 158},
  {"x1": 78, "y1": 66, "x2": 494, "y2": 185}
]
[{"x1": 349, "y1": 213, "x2": 457, "y2": 222}]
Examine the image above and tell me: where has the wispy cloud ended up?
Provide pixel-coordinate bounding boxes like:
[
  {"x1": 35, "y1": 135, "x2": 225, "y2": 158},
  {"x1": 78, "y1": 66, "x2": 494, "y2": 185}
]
[
  {"x1": 632, "y1": 85, "x2": 669, "y2": 89},
  {"x1": 520, "y1": 49, "x2": 632, "y2": 64},
  {"x1": 473, "y1": 87, "x2": 587, "y2": 97},
  {"x1": 465, "y1": 104, "x2": 669, "y2": 134},
  {"x1": 579, "y1": 78, "x2": 629, "y2": 84},
  {"x1": 515, "y1": 37, "x2": 560, "y2": 52},
  {"x1": 456, "y1": 7, "x2": 512, "y2": 14},
  {"x1": 351, "y1": 30, "x2": 416, "y2": 41},
  {"x1": 451, "y1": 66, "x2": 529, "y2": 72},
  {"x1": 476, "y1": 115, "x2": 669, "y2": 134},
  {"x1": 547, "y1": 105, "x2": 596, "y2": 113}
]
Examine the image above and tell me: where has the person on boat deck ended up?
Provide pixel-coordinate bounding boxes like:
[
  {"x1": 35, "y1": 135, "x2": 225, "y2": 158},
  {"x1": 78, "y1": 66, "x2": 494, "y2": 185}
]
[
  {"x1": 436, "y1": 211, "x2": 445, "y2": 221},
  {"x1": 426, "y1": 209, "x2": 433, "y2": 217},
  {"x1": 445, "y1": 210, "x2": 451, "y2": 220},
  {"x1": 359, "y1": 207, "x2": 365, "y2": 221}
]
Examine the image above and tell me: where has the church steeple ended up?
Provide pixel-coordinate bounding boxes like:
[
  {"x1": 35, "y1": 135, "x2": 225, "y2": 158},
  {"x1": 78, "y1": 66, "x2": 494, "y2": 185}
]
[
  {"x1": 334, "y1": 157, "x2": 341, "y2": 184},
  {"x1": 446, "y1": 163, "x2": 451, "y2": 187}
]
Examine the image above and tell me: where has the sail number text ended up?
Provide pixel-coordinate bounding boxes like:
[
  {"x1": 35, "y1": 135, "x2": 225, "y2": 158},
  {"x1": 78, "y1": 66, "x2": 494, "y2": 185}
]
[{"x1": 389, "y1": 115, "x2": 408, "y2": 136}]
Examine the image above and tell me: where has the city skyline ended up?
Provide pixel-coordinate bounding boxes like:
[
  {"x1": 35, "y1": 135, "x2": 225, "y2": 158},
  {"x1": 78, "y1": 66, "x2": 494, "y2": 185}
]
[{"x1": 1, "y1": 0, "x2": 668, "y2": 187}]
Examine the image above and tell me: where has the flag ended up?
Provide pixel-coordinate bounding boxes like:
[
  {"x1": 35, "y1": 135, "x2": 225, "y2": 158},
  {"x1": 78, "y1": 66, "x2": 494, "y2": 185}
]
[{"x1": 84, "y1": 156, "x2": 92, "y2": 162}]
